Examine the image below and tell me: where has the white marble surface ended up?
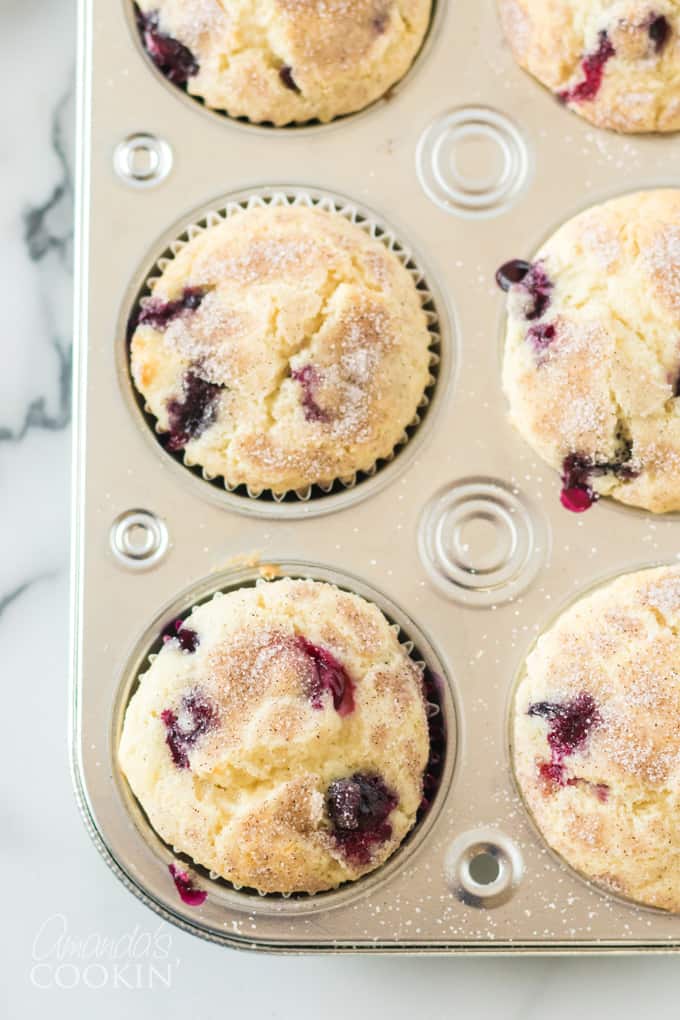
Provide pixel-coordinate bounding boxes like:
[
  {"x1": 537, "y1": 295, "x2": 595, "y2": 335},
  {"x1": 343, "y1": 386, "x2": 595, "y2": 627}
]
[{"x1": 4, "y1": 0, "x2": 680, "y2": 1014}]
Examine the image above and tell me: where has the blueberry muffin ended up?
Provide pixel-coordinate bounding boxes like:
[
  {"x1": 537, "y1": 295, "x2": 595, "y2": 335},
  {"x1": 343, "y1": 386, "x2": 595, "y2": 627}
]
[
  {"x1": 513, "y1": 564, "x2": 680, "y2": 912},
  {"x1": 118, "y1": 578, "x2": 431, "y2": 895},
  {"x1": 129, "y1": 203, "x2": 433, "y2": 495},
  {"x1": 499, "y1": 0, "x2": 680, "y2": 133},
  {"x1": 134, "y1": 0, "x2": 432, "y2": 125},
  {"x1": 499, "y1": 189, "x2": 680, "y2": 514}
]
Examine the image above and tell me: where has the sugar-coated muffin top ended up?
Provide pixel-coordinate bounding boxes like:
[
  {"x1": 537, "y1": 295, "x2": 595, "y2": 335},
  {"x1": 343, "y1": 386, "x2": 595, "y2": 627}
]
[
  {"x1": 513, "y1": 564, "x2": 680, "y2": 912},
  {"x1": 118, "y1": 578, "x2": 431, "y2": 895},
  {"x1": 499, "y1": 0, "x2": 680, "y2": 133},
  {"x1": 134, "y1": 0, "x2": 432, "y2": 124},
  {"x1": 129, "y1": 203, "x2": 434, "y2": 496},
  {"x1": 500, "y1": 189, "x2": 680, "y2": 514}
]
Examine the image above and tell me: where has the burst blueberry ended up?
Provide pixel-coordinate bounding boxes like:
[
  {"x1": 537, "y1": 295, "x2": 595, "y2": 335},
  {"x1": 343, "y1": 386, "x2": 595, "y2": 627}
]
[
  {"x1": 558, "y1": 32, "x2": 615, "y2": 104},
  {"x1": 649, "y1": 14, "x2": 671, "y2": 52},
  {"x1": 296, "y1": 636, "x2": 355, "y2": 716},
  {"x1": 166, "y1": 371, "x2": 223, "y2": 451},
  {"x1": 560, "y1": 448, "x2": 638, "y2": 513},
  {"x1": 168, "y1": 863, "x2": 207, "y2": 906},
  {"x1": 528, "y1": 322, "x2": 556, "y2": 359},
  {"x1": 279, "y1": 66, "x2": 300, "y2": 93},
  {"x1": 136, "y1": 287, "x2": 207, "y2": 331},
  {"x1": 529, "y1": 693, "x2": 601, "y2": 789},
  {"x1": 326, "y1": 773, "x2": 398, "y2": 864},
  {"x1": 161, "y1": 690, "x2": 218, "y2": 769},
  {"x1": 496, "y1": 260, "x2": 553, "y2": 320},
  {"x1": 561, "y1": 454, "x2": 598, "y2": 512},
  {"x1": 162, "y1": 618, "x2": 200, "y2": 653},
  {"x1": 135, "y1": 6, "x2": 199, "y2": 86},
  {"x1": 291, "y1": 365, "x2": 329, "y2": 423},
  {"x1": 419, "y1": 671, "x2": 446, "y2": 814}
]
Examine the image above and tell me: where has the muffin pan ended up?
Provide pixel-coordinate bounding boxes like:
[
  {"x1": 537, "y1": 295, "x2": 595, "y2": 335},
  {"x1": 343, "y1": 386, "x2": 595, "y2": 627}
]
[{"x1": 72, "y1": 0, "x2": 680, "y2": 952}]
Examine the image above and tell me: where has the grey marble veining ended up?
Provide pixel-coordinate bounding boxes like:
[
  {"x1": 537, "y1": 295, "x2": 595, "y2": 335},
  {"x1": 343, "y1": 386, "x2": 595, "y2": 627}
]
[
  {"x1": 2, "y1": 0, "x2": 74, "y2": 439},
  {"x1": 10, "y1": 83, "x2": 74, "y2": 441},
  {"x1": 3, "y1": 1, "x2": 680, "y2": 1015},
  {"x1": 1, "y1": 0, "x2": 75, "y2": 617}
]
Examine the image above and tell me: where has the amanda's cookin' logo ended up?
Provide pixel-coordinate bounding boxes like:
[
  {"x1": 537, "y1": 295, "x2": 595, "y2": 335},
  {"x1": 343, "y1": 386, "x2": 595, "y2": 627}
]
[{"x1": 30, "y1": 914, "x2": 177, "y2": 990}]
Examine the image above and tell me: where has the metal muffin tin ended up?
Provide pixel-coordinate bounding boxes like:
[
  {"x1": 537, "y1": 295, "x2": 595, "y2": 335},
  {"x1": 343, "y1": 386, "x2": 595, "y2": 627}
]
[{"x1": 71, "y1": 0, "x2": 680, "y2": 952}]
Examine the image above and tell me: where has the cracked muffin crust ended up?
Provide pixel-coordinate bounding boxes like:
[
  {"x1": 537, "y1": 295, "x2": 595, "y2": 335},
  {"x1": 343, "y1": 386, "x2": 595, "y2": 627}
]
[
  {"x1": 513, "y1": 564, "x2": 680, "y2": 912},
  {"x1": 118, "y1": 577, "x2": 431, "y2": 895},
  {"x1": 129, "y1": 203, "x2": 433, "y2": 495},
  {"x1": 500, "y1": 190, "x2": 680, "y2": 514},
  {"x1": 134, "y1": 0, "x2": 432, "y2": 125},
  {"x1": 499, "y1": 0, "x2": 680, "y2": 133}
]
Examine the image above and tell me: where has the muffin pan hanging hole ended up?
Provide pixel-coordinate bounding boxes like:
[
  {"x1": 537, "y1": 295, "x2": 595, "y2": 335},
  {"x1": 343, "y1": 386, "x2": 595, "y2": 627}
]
[
  {"x1": 110, "y1": 509, "x2": 169, "y2": 569},
  {"x1": 113, "y1": 133, "x2": 173, "y2": 188},
  {"x1": 125, "y1": 0, "x2": 443, "y2": 132},
  {"x1": 121, "y1": 186, "x2": 452, "y2": 519},
  {"x1": 112, "y1": 560, "x2": 457, "y2": 917},
  {"x1": 445, "y1": 829, "x2": 524, "y2": 908}
]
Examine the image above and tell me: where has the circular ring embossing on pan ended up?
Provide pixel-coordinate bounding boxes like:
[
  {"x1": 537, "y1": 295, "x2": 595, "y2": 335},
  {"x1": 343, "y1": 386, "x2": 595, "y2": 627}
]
[
  {"x1": 417, "y1": 108, "x2": 531, "y2": 218},
  {"x1": 418, "y1": 478, "x2": 549, "y2": 607}
]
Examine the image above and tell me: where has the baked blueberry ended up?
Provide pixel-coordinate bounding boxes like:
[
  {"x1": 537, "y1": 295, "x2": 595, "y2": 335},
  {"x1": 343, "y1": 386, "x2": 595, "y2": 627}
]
[
  {"x1": 290, "y1": 365, "x2": 329, "y2": 424},
  {"x1": 326, "y1": 773, "x2": 398, "y2": 864},
  {"x1": 529, "y1": 693, "x2": 601, "y2": 786},
  {"x1": 162, "y1": 618, "x2": 200, "y2": 653},
  {"x1": 649, "y1": 14, "x2": 671, "y2": 52},
  {"x1": 558, "y1": 32, "x2": 615, "y2": 104},
  {"x1": 495, "y1": 260, "x2": 553, "y2": 320},
  {"x1": 166, "y1": 372, "x2": 223, "y2": 452},
  {"x1": 135, "y1": 6, "x2": 199, "y2": 86},
  {"x1": 278, "y1": 66, "x2": 300, "y2": 93},
  {"x1": 168, "y1": 863, "x2": 207, "y2": 906},
  {"x1": 296, "y1": 636, "x2": 355, "y2": 716},
  {"x1": 161, "y1": 690, "x2": 218, "y2": 770}
]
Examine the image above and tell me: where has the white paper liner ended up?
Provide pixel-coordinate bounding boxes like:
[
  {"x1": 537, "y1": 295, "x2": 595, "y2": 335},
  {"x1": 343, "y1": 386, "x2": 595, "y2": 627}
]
[{"x1": 131, "y1": 188, "x2": 443, "y2": 504}]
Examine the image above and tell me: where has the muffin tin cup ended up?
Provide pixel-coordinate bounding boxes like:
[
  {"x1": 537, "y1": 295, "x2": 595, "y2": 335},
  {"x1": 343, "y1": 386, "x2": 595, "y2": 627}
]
[
  {"x1": 123, "y1": 187, "x2": 447, "y2": 517},
  {"x1": 73, "y1": 0, "x2": 680, "y2": 952},
  {"x1": 507, "y1": 559, "x2": 680, "y2": 919},
  {"x1": 126, "y1": 0, "x2": 445, "y2": 132},
  {"x1": 108, "y1": 562, "x2": 456, "y2": 925}
]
